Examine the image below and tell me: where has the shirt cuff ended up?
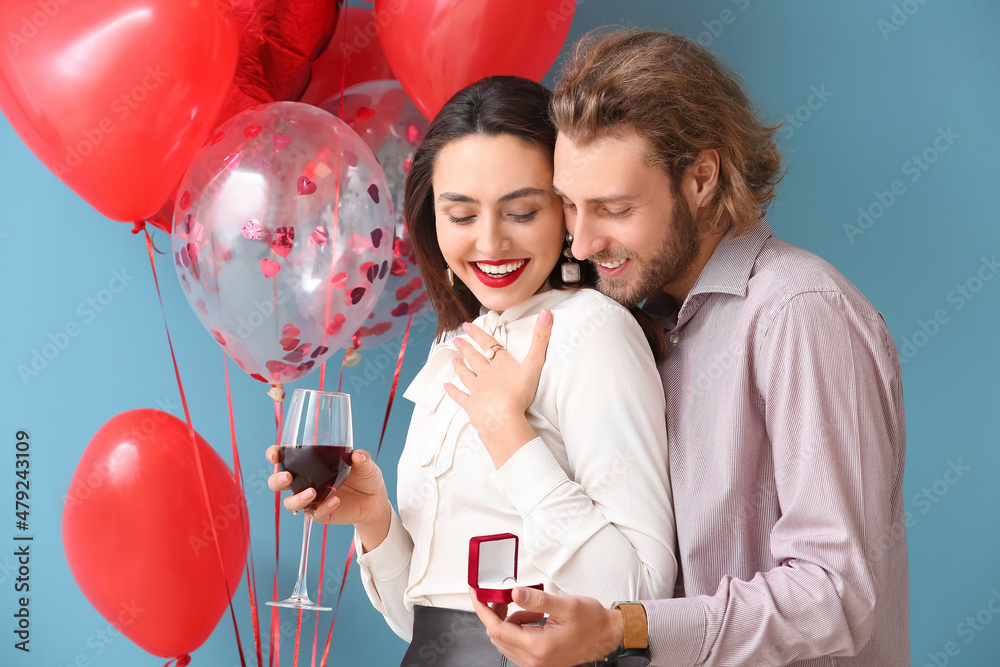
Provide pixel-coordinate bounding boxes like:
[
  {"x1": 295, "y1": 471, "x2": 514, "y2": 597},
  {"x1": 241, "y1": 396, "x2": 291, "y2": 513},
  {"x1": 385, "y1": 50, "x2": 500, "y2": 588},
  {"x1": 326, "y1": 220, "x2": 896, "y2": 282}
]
[
  {"x1": 643, "y1": 597, "x2": 706, "y2": 667},
  {"x1": 490, "y1": 437, "x2": 569, "y2": 515},
  {"x1": 355, "y1": 509, "x2": 412, "y2": 581}
]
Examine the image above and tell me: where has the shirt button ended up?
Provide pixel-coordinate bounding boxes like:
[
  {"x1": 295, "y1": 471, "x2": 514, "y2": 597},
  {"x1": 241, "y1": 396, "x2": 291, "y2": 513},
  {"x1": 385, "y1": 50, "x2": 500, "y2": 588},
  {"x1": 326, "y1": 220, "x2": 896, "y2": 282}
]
[{"x1": 668, "y1": 333, "x2": 680, "y2": 345}]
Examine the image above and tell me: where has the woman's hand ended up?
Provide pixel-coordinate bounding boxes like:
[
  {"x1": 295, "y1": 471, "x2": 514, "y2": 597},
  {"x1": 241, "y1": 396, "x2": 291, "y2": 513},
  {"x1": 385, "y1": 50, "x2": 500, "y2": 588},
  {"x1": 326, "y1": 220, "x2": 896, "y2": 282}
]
[
  {"x1": 266, "y1": 446, "x2": 393, "y2": 550},
  {"x1": 444, "y1": 309, "x2": 553, "y2": 468}
]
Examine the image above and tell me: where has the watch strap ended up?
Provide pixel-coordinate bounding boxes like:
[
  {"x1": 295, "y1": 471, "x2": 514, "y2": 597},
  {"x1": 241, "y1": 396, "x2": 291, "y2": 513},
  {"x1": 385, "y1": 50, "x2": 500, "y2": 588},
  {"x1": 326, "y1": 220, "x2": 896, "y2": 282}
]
[{"x1": 616, "y1": 602, "x2": 649, "y2": 649}]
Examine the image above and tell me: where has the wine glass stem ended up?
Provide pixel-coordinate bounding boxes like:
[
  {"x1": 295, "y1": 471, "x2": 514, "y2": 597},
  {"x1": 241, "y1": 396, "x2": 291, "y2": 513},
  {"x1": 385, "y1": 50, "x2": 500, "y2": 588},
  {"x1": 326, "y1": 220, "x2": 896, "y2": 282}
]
[{"x1": 290, "y1": 511, "x2": 314, "y2": 600}]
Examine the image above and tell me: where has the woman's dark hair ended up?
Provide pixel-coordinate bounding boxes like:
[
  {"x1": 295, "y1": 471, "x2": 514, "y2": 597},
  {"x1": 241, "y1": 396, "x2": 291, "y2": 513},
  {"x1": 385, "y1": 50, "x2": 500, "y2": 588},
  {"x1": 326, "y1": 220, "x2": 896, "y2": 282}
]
[{"x1": 405, "y1": 75, "x2": 665, "y2": 360}]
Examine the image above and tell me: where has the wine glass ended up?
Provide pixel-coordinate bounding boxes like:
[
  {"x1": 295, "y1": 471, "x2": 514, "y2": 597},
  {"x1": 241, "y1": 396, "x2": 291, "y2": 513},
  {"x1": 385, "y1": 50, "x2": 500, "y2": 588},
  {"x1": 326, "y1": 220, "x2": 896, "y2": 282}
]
[{"x1": 266, "y1": 389, "x2": 353, "y2": 611}]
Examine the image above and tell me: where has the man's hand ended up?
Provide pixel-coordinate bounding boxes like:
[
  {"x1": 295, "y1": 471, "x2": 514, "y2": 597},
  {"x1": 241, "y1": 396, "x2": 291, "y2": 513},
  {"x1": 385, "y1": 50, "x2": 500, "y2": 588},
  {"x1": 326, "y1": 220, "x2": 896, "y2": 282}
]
[
  {"x1": 470, "y1": 586, "x2": 625, "y2": 667},
  {"x1": 445, "y1": 309, "x2": 553, "y2": 467}
]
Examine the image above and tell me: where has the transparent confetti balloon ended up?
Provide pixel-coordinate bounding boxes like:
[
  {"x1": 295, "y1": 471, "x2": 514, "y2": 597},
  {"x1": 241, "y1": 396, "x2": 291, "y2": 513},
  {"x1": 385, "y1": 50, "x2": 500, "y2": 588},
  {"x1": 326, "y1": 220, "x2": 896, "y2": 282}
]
[
  {"x1": 321, "y1": 80, "x2": 431, "y2": 351},
  {"x1": 172, "y1": 102, "x2": 394, "y2": 387}
]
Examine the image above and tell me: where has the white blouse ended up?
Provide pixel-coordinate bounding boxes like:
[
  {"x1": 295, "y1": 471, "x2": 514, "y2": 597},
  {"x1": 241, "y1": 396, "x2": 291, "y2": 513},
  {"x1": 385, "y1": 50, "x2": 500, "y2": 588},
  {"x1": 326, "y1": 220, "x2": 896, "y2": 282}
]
[{"x1": 356, "y1": 287, "x2": 677, "y2": 641}]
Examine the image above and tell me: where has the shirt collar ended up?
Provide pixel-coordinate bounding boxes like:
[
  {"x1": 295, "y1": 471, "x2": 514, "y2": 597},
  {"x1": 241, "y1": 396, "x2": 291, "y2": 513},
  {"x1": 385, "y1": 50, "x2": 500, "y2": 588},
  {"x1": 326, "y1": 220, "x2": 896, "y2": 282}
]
[
  {"x1": 643, "y1": 218, "x2": 772, "y2": 329},
  {"x1": 476, "y1": 285, "x2": 569, "y2": 334},
  {"x1": 688, "y1": 218, "x2": 772, "y2": 299}
]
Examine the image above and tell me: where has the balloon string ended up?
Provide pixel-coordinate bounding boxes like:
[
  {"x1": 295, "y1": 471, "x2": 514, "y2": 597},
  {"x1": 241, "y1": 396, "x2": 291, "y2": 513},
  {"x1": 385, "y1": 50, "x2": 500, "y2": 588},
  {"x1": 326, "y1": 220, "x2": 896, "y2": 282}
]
[
  {"x1": 310, "y1": 525, "x2": 329, "y2": 667},
  {"x1": 311, "y1": 359, "x2": 330, "y2": 667},
  {"x1": 292, "y1": 609, "x2": 304, "y2": 667},
  {"x1": 143, "y1": 230, "x2": 247, "y2": 667},
  {"x1": 270, "y1": 397, "x2": 283, "y2": 667},
  {"x1": 337, "y1": 2, "x2": 349, "y2": 120},
  {"x1": 225, "y1": 355, "x2": 264, "y2": 667},
  {"x1": 338, "y1": 351, "x2": 348, "y2": 392},
  {"x1": 377, "y1": 314, "x2": 412, "y2": 459},
  {"x1": 318, "y1": 316, "x2": 414, "y2": 666},
  {"x1": 318, "y1": 541, "x2": 357, "y2": 667}
]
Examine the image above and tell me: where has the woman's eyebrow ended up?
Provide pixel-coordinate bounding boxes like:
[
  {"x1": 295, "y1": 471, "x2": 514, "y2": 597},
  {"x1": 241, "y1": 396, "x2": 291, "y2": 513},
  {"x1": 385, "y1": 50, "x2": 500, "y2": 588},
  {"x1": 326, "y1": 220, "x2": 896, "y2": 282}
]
[
  {"x1": 437, "y1": 192, "x2": 477, "y2": 203},
  {"x1": 498, "y1": 187, "x2": 547, "y2": 203}
]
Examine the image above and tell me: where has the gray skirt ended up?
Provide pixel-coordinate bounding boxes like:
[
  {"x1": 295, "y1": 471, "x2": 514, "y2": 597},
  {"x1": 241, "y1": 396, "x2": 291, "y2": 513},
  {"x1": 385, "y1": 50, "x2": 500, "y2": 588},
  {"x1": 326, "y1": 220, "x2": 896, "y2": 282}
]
[{"x1": 401, "y1": 605, "x2": 606, "y2": 667}]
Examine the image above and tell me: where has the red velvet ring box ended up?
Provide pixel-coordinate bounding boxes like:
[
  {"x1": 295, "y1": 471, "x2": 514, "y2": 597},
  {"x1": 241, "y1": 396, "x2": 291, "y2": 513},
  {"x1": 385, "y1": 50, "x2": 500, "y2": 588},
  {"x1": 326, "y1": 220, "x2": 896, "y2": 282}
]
[{"x1": 468, "y1": 533, "x2": 544, "y2": 604}]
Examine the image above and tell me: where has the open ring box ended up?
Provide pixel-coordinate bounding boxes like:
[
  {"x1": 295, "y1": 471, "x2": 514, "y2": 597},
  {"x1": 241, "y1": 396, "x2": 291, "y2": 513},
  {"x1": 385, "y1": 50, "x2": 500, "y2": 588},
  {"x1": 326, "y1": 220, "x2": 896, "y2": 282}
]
[{"x1": 469, "y1": 532, "x2": 544, "y2": 604}]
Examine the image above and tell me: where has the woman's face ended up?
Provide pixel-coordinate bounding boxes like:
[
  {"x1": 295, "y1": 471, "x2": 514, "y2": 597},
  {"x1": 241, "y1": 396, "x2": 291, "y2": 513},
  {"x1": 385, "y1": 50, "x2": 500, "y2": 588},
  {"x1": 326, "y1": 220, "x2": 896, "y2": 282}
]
[{"x1": 433, "y1": 134, "x2": 564, "y2": 314}]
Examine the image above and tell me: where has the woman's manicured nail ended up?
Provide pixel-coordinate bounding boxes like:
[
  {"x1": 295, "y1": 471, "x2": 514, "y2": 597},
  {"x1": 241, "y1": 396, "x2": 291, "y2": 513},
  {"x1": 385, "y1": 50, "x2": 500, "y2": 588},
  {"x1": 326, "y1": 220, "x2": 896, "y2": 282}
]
[{"x1": 462, "y1": 322, "x2": 472, "y2": 332}]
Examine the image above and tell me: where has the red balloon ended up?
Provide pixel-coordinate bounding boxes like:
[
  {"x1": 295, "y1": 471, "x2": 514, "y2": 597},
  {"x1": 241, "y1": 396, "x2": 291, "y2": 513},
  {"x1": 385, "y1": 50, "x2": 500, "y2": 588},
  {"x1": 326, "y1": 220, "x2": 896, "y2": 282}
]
[
  {"x1": 373, "y1": 0, "x2": 575, "y2": 119},
  {"x1": 216, "y1": 0, "x2": 342, "y2": 125},
  {"x1": 63, "y1": 410, "x2": 248, "y2": 658},
  {"x1": 298, "y1": 6, "x2": 396, "y2": 107},
  {"x1": 0, "y1": 1, "x2": 239, "y2": 223}
]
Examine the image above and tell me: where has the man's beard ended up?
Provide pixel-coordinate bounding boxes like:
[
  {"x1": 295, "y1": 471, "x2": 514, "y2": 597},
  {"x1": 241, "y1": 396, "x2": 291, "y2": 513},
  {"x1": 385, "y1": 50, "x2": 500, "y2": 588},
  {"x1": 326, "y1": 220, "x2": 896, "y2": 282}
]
[{"x1": 591, "y1": 198, "x2": 702, "y2": 307}]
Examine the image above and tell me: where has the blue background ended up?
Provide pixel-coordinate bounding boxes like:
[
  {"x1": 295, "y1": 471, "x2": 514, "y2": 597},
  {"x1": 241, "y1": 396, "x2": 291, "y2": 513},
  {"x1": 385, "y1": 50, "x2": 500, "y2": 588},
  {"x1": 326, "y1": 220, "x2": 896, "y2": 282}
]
[{"x1": 2, "y1": 1, "x2": 998, "y2": 665}]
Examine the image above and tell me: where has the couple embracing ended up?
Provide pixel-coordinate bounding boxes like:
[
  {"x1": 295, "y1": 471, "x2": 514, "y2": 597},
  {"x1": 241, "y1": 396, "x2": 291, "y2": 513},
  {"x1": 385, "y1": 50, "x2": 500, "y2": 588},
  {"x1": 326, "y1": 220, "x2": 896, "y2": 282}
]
[{"x1": 268, "y1": 29, "x2": 910, "y2": 667}]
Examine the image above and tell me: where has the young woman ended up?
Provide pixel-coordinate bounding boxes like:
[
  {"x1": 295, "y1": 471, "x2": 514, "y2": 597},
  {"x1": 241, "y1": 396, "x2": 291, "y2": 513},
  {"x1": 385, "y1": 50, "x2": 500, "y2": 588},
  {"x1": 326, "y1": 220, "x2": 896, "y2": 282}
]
[{"x1": 266, "y1": 76, "x2": 675, "y2": 666}]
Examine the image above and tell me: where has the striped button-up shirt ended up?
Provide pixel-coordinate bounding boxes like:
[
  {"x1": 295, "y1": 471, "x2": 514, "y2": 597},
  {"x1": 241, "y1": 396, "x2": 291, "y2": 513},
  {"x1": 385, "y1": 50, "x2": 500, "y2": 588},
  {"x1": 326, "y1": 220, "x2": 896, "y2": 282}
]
[{"x1": 641, "y1": 220, "x2": 910, "y2": 666}]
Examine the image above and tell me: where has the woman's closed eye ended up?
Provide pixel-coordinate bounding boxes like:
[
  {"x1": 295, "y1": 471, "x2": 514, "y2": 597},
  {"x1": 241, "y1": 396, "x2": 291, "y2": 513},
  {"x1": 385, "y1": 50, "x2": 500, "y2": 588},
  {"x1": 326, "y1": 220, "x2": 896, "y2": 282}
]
[
  {"x1": 507, "y1": 210, "x2": 538, "y2": 222},
  {"x1": 445, "y1": 211, "x2": 476, "y2": 224}
]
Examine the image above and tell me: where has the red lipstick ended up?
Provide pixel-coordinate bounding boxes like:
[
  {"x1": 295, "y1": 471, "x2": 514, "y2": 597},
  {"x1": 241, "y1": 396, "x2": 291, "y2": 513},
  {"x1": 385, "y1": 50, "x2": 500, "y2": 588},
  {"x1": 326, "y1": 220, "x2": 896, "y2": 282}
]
[{"x1": 469, "y1": 259, "x2": 530, "y2": 288}]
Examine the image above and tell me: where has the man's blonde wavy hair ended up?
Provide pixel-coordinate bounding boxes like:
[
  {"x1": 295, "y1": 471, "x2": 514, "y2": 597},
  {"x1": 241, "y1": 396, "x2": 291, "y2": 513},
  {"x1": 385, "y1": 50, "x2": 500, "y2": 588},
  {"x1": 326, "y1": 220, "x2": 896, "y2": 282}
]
[{"x1": 551, "y1": 29, "x2": 783, "y2": 236}]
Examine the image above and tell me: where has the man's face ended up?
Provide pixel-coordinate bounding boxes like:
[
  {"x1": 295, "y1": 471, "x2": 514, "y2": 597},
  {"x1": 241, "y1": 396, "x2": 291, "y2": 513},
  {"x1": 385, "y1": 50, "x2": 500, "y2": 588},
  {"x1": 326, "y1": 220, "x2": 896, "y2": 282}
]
[{"x1": 553, "y1": 130, "x2": 702, "y2": 306}]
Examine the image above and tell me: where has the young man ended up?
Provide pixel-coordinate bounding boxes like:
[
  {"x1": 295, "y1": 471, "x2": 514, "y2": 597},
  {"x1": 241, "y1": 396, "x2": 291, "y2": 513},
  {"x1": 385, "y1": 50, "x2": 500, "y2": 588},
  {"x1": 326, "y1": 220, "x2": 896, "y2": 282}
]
[{"x1": 460, "y1": 30, "x2": 910, "y2": 666}]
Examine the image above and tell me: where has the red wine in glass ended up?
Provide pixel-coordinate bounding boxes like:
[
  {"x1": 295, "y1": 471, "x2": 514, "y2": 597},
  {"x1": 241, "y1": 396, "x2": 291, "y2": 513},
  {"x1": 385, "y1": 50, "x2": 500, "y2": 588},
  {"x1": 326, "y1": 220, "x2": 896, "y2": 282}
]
[
  {"x1": 279, "y1": 444, "x2": 352, "y2": 510},
  {"x1": 267, "y1": 389, "x2": 352, "y2": 612}
]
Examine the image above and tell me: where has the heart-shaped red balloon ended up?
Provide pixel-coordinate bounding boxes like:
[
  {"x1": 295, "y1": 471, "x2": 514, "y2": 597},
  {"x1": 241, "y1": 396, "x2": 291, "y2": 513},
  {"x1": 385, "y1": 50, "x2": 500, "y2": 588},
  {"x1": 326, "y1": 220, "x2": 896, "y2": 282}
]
[
  {"x1": 374, "y1": 0, "x2": 575, "y2": 119},
  {"x1": 62, "y1": 410, "x2": 248, "y2": 658},
  {"x1": 298, "y1": 6, "x2": 396, "y2": 107},
  {"x1": 215, "y1": 0, "x2": 341, "y2": 125},
  {"x1": 0, "y1": 0, "x2": 239, "y2": 222}
]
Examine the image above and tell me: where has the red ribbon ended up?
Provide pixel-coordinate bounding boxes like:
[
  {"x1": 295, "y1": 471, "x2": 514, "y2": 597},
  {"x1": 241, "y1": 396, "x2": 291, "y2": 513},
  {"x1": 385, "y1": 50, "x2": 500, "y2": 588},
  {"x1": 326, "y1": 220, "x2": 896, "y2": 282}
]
[
  {"x1": 311, "y1": 356, "x2": 331, "y2": 667},
  {"x1": 143, "y1": 231, "x2": 246, "y2": 667},
  {"x1": 270, "y1": 397, "x2": 283, "y2": 667},
  {"x1": 225, "y1": 356, "x2": 264, "y2": 667},
  {"x1": 377, "y1": 313, "x2": 413, "y2": 459}
]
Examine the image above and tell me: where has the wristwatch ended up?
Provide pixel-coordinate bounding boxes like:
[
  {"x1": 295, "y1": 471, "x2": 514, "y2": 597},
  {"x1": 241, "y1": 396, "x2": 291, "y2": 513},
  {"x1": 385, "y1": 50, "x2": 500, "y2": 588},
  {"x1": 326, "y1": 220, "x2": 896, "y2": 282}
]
[{"x1": 606, "y1": 602, "x2": 652, "y2": 666}]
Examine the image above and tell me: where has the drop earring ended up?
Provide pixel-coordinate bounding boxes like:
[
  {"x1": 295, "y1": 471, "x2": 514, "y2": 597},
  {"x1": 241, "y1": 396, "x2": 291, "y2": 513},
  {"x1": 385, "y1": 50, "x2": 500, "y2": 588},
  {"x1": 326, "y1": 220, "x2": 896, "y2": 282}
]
[
  {"x1": 446, "y1": 266, "x2": 454, "y2": 287},
  {"x1": 560, "y1": 234, "x2": 581, "y2": 283}
]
